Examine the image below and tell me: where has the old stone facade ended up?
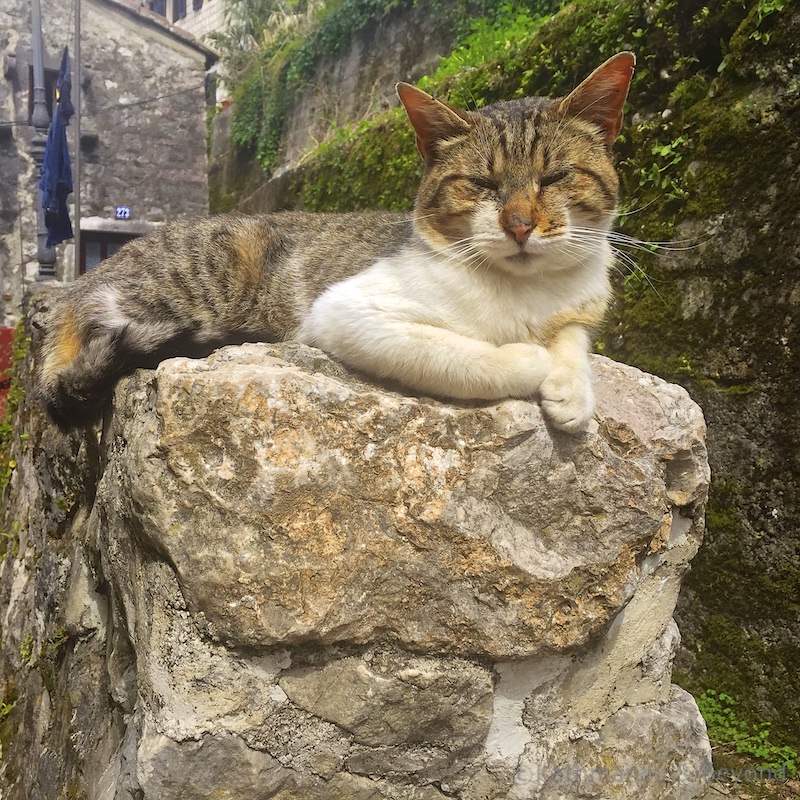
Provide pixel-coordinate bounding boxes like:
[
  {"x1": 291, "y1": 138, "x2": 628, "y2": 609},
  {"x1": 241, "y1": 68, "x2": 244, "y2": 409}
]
[
  {"x1": 148, "y1": 0, "x2": 225, "y2": 41},
  {"x1": 0, "y1": 0, "x2": 215, "y2": 327}
]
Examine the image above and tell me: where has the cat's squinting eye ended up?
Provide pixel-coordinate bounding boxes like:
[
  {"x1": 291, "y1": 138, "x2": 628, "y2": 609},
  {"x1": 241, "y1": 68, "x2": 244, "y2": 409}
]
[
  {"x1": 540, "y1": 168, "x2": 573, "y2": 187},
  {"x1": 468, "y1": 176, "x2": 500, "y2": 193}
]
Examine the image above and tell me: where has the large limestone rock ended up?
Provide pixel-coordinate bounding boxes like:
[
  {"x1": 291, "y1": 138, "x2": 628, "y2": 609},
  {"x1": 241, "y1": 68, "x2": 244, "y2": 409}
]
[{"x1": 0, "y1": 330, "x2": 712, "y2": 799}]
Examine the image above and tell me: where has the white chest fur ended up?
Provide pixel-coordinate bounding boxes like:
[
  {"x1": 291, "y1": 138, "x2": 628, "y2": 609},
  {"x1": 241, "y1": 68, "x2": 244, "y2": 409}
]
[{"x1": 299, "y1": 239, "x2": 611, "y2": 348}]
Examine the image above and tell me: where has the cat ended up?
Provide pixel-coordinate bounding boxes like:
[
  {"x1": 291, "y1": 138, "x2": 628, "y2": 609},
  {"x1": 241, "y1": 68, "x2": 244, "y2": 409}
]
[{"x1": 37, "y1": 52, "x2": 635, "y2": 434}]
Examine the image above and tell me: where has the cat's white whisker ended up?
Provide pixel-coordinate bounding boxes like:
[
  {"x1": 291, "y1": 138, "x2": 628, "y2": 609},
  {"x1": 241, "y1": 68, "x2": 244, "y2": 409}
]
[
  {"x1": 615, "y1": 197, "x2": 662, "y2": 217},
  {"x1": 562, "y1": 233, "x2": 670, "y2": 307},
  {"x1": 570, "y1": 226, "x2": 710, "y2": 254}
]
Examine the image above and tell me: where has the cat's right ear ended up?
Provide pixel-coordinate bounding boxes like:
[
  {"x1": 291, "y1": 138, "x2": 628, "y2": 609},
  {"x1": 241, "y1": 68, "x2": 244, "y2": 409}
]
[{"x1": 397, "y1": 83, "x2": 471, "y2": 164}]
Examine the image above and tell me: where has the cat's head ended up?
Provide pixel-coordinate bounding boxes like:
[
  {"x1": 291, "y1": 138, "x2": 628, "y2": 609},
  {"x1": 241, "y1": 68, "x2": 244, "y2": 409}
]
[{"x1": 397, "y1": 53, "x2": 635, "y2": 276}]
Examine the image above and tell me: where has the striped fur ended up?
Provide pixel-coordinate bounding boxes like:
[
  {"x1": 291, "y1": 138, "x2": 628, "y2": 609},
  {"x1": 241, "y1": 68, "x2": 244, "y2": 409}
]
[{"x1": 37, "y1": 53, "x2": 634, "y2": 432}]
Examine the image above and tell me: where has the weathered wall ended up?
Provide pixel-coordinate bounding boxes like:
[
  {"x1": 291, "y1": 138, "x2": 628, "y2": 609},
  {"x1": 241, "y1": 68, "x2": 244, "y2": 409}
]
[
  {"x1": 0, "y1": 290, "x2": 712, "y2": 799},
  {"x1": 0, "y1": 0, "x2": 211, "y2": 325},
  {"x1": 597, "y1": 3, "x2": 800, "y2": 746},
  {"x1": 280, "y1": 1, "x2": 460, "y2": 168}
]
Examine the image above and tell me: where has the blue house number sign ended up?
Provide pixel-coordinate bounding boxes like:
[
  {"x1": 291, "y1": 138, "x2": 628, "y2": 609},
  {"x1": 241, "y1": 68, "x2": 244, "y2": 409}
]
[{"x1": 115, "y1": 206, "x2": 132, "y2": 220}]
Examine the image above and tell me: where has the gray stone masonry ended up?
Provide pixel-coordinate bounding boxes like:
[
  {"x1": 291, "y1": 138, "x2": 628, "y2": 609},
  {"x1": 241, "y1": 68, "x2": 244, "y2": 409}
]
[{"x1": 0, "y1": 289, "x2": 713, "y2": 798}]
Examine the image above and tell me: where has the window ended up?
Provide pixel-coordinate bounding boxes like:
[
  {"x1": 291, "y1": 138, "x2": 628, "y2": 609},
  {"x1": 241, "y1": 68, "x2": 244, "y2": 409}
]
[
  {"x1": 193, "y1": 0, "x2": 203, "y2": 10},
  {"x1": 173, "y1": 0, "x2": 187, "y2": 21},
  {"x1": 80, "y1": 233, "x2": 137, "y2": 274},
  {"x1": 148, "y1": 0, "x2": 166, "y2": 15},
  {"x1": 28, "y1": 66, "x2": 58, "y2": 125}
]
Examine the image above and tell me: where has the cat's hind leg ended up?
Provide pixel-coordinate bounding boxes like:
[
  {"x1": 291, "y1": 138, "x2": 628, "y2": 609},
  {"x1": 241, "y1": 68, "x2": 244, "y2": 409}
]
[{"x1": 36, "y1": 286, "x2": 182, "y2": 430}]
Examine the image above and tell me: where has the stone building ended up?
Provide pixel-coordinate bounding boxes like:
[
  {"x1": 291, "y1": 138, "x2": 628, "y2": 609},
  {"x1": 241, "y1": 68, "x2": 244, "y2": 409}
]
[
  {"x1": 0, "y1": 0, "x2": 216, "y2": 327},
  {"x1": 147, "y1": 0, "x2": 225, "y2": 40}
]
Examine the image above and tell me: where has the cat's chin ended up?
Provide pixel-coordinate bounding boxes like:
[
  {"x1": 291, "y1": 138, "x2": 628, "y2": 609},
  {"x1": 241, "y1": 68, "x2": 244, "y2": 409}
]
[
  {"x1": 484, "y1": 247, "x2": 553, "y2": 275},
  {"x1": 504, "y1": 251, "x2": 543, "y2": 264},
  {"x1": 482, "y1": 247, "x2": 581, "y2": 278}
]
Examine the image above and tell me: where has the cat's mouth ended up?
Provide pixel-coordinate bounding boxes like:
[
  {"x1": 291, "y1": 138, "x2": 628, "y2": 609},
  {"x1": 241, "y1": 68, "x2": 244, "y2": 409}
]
[{"x1": 504, "y1": 249, "x2": 544, "y2": 264}]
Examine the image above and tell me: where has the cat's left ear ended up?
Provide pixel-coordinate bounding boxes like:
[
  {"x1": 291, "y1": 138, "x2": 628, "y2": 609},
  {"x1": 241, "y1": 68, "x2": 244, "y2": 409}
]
[
  {"x1": 558, "y1": 52, "x2": 636, "y2": 147},
  {"x1": 397, "y1": 83, "x2": 472, "y2": 163}
]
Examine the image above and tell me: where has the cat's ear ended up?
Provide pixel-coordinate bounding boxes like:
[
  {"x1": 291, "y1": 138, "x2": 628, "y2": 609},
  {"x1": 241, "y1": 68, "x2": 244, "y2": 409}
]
[
  {"x1": 396, "y1": 83, "x2": 472, "y2": 163},
  {"x1": 558, "y1": 52, "x2": 635, "y2": 147}
]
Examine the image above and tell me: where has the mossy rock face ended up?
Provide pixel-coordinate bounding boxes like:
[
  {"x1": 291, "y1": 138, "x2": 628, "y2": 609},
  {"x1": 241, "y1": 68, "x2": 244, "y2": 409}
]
[
  {"x1": 211, "y1": 0, "x2": 800, "y2": 748},
  {"x1": 599, "y1": 1, "x2": 800, "y2": 748},
  {"x1": 295, "y1": 112, "x2": 423, "y2": 212}
]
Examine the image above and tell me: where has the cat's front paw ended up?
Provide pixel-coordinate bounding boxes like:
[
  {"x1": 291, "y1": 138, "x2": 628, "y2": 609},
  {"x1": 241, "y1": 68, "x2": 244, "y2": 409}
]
[
  {"x1": 539, "y1": 366, "x2": 594, "y2": 434},
  {"x1": 498, "y1": 342, "x2": 552, "y2": 397}
]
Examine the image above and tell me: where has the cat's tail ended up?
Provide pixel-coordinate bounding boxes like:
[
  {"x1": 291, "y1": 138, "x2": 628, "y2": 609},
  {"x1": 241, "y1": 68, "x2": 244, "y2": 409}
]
[{"x1": 36, "y1": 286, "x2": 180, "y2": 431}]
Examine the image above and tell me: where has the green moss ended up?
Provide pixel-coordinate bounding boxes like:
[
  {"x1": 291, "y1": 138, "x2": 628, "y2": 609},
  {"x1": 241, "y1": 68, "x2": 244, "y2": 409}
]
[
  {"x1": 0, "y1": 699, "x2": 14, "y2": 723},
  {"x1": 18, "y1": 634, "x2": 33, "y2": 664},
  {"x1": 209, "y1": 183, "x2": 239, "y2": 215},
  {"x1": 54, "y1": 491, "x2": 77, "y2": 514},
  {"x1": 599, "y1": 3, "x2": 798, "y2": 384},
  {"x1": 66, "y1": 783, "x2": 87, "y2": 800},
  {"x1": 39, "y1": 628, "x2": 70, "y2": 693},
  {"x1": 296, "y1": 110, "x2": 422, "y2": 212},
  {"x1": 669, "y1": 74, "x2": 711, "y2": 110},
  {"x1": 0, "y1": 686, "x2": 18, "y2": 753},
  {"x1": 676, "y1": 474, "x2": 800, "y2": 747},
  {"x1": 0, "y1": 520, "x2": 20, "y2": 561},
  {"x1": 704, "y1": 480, "x2": 742, "y2": 535}
]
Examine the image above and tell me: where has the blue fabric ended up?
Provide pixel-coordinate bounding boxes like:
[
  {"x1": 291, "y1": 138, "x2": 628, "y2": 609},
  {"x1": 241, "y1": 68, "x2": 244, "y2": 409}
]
[{"x1": 39, "y1": 47, "x2": 74, "y2": 247}]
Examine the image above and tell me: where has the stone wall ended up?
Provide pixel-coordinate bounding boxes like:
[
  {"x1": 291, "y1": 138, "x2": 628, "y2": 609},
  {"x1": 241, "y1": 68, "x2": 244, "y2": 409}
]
[
  {"x1": 280, "y1": 2, "x2": 457, "y2": 169},
  {"x1": 0, "y1": 290, "x2": 712, "y2": 798},
  {"x1": 0, "y1": 0, "x2": 212, "y2": 325}
]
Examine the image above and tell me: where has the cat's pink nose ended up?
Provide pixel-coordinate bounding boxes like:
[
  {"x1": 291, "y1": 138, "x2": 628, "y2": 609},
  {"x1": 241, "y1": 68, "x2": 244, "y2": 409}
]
[{"x1": 506, "y1": 223, "x2": 533, "y2": 244}]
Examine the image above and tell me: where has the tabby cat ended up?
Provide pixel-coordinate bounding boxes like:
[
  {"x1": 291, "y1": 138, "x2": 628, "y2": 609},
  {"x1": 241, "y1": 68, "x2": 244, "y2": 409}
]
[{"x1": 37, "y1": 52, "x2": 635, "y2": 433}]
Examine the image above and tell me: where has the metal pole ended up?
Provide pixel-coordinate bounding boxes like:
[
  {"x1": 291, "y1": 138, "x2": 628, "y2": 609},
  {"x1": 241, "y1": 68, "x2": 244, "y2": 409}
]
[
  {"x1": 73, "y1": 0, "x2": 81, "y2": 282},
  {"x1": 30, "y1": 0, "x2": 57, "y2": 278}
]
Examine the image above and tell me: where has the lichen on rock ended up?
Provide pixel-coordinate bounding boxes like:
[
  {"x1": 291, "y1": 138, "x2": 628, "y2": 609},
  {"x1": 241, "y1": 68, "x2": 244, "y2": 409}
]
[{"x1": 0, "y1": 300, "x2": 713, "y2": 798}]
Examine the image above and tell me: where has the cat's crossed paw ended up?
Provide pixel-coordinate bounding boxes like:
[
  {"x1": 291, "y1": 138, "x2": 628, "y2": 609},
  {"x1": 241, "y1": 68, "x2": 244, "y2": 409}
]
[
  {"x1": 498, "y1": 342, "x2": 552, "y2": 397},
  {"x1": 539, "y1": 366, "x2": 595, "y2": 434}
]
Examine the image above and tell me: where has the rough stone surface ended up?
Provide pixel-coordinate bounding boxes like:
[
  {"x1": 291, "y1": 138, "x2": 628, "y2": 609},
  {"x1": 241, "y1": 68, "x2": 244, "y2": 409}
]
[
  {"x1": 0, "y1": 303, "x2": 713, "y2": 799},
  {"x1": 510, "y1": 687, "x2": 711, "y2": 800},
  {"x1": 279, "y1": 652, "x2": 494, "y2": 749},
  {"x1": 103, "y1": 344, "x2": 708, "y2": 664}
]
